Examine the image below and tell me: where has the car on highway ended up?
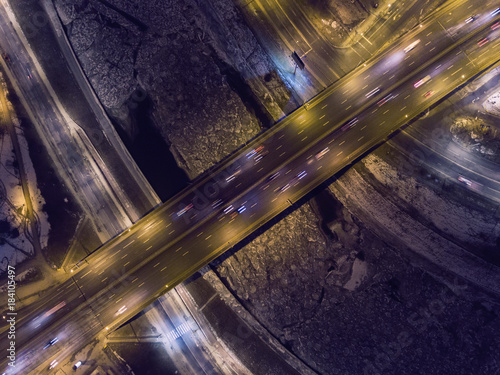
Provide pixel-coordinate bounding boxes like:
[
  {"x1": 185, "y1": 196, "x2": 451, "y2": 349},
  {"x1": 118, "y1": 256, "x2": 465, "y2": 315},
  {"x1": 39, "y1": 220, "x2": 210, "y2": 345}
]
[
  {"x1": 341, "y1": 117, "x2": 358, "y2": 131},
  {"x1": 492, "y1": 21, "x2": 500, "y2": 30},
  {"x1": 365, "y1": 87, "x2": 381, "y2": 98},
  {"x1": 477, "y1": 37, "x2": 489, "y2": 47},
  {"x1": 116, "y1": 305, "x2": 127, "y2": 315},
  {"x1": 25, "y1": 66, "x2": 33, "y2": 80},
  {"x1": 423, "y1": 90, "x2": 435, "y2": 99},
  {"x1": 315, "y1": 147, "x2": 330, "y2": 160},
  {"x1": 43, "y1": 337, "x2": 58, "y2": 349},
  {"x1": 267, "y1": 171, "x2": 280, "y2": 181},
  {"x1": 404, "y1": 39, "x2": 420, "y2": 53},
  {"x1": 465, "y1": 15, "x2": 476, "y2": 23},
  {"x1": 458, "y1": 176, "x2": 472, "y2": 186},
  {"x1": 277, "y1": 171, "x2": 307, "y2": 194},
  {"x1": 49, "y1": 360, "x2": 58, "y2": 370},
  {"x1": 414, "y1": 75, "x2": 431, "y2": 88},
  {"x1": 212, "y1": 199, "x2": 223, "y2": 209},
  {"x1": 176, "y1": 203, "x2": 193, "y2": 217},
  {"x1": 377, "y1": 93, "x2": 396, "y2": 107},
  {"x1": 225, "y1": 167, "x2": 242, "y2": 182},
  {"x1": 491, "y1": 7, "x2": 500, "y2": 17}
]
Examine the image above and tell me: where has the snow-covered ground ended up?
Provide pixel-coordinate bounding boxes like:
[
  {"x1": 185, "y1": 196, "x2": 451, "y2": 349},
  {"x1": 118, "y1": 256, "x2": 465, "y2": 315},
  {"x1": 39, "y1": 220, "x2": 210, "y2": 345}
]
[{"x1": 0, "y1": 108, "x2": 49, "y2": 275}]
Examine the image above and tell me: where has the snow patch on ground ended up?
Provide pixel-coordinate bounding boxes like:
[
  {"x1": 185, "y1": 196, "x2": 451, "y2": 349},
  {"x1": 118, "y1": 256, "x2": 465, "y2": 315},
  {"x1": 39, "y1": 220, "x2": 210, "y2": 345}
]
[
  {"x1": 330, "y1": 155, "x2": 500, "y2": 295},
  {"x1": 343, "y1": 258, "x2": 367, "y2": 291},
  {"x1": 483, "y1": 90, "x2": 500, "y2": 117}
]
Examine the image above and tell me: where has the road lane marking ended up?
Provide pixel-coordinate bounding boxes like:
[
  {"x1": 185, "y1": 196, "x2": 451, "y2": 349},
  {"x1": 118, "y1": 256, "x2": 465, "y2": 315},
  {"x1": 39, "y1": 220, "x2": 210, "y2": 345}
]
[
  {"x1": 383, "y1": 109, "x2": 389, "y2": 114},
  {"x1": 404, "y1": 95, "x2": 410, "y2": 100},
  {"x1": 276, "y1": 145, "x2": 282, "y2": 150},
  {"x1": 345, "y1": 106, "x2": 352, "y2": 110},
  {"x1": 279, "y1": 134, "x2": 285, "y2": 139},
  {"x1": 301, "y1": 136, "x2": 308, "y2": 141},
  {"x1": 317, "y1": 165, "x2": 323, "y2": 170},
  {"x1": 98, "y1": 269, "x2": 105, "y2": 275},
  {"x1": 400, "y1": 106, "x2": 406, "y2": 111},
  {"x1": 319, "y1": 115, "x2": 325, "y2": 120},
  {"x1": 280, "y1": 152, "x2": 286, "y2": 157},
  {"x1": 196, "y1": 232, "x2": 203, "y2": 237},
  {"x1": 138, "y1": 282, "x2": 144, "y2": 288},
  {"x1": 408, "y1": 61, "x2": 414, "y2": 66},
  {"x1": 101, "y1": 277, "x2": 108, "y2": 283},
  {"x1": 337, "y1": 151, "x2": 343, "y2": 156},
  {"x1": 389, "y1": 75, "x2": 395, "y2": 80},
  {"x1": 169, "y1": 229, "x2": 175, "y2": 235},
  {"x1": 116, "y1": 298, "x2": 122, "y2": 304},
  {"x1": 323, "y1": 121, "x2": 329, "y2": 126},
  {"x1": 205, "y1": 235, "x2": 212, "y2": 240},
  {"x1": 165, "y1": 223, "x2": 171, "y2": 228},
  {"x1": 108, "y1": 294, "x2": 115, "y2": 299},
  {"x1": 447, "y1": 64, "x2": 454, "y2": 70},
  {"x1": 321, "y1": 104, "x2": 328, "y2": 109},
  {"x1": 146, "y1": 245, "x2": 152, "y2": 251},
  {"x1": 371, "y1": 108, "x2": 378, "y2": 114},
  {"x1": 80, "y1": 270, "x2": 92, "y2": 279},
  {"x1": 161, "y1": 267, "x2": 167, "y2": 272},
  {"x1": 379, "y1": 121, "x2": 385, "y2": 126},
  {"x1": 429, "y1": 47, "x2": 435, "y2": 52},
  {"x1": 383, "y1": 70, "x2": 389, "y2": 75},
  {"x1": 121, "y1": 254, "x2": 128, "y2": 259},
  {"x1": 339, "y1": 140, "x2": 345, "y2": 146},
  {"x1": 132, "y1": 278, "x2": 138, "y2": 283},
  {"x1": 298, "y1": 129, "x2": 304, "y2": 134},
  {"x1": 362, "y1": 85, "x2": 368, "y2": 90},
  {"x1": 425, "y1": 41, "x2": 431, "y2": 46},
  {"x1": 451, "y1": 68, "x2": 463, "y2": 76},
  {"x1": 124, "y1": 262, "x2": 130, "y2": 267},
  {"x1": 144, "y1": 237, "x2": 150, "y2": 243},
  {"x1": 123, "y1": 240, "x2": 135, "y2": 248},
  {"x1": 251, "y1": 202, "x2": 257, "y2": 208},
  {"x1": 175, "y1": 246, "x2": 183, "y2": 252},
  {"x1": 182, "y1": 251, "x2": 189, "y2": 257},
  {"x1": 358, "y1": 136, "x2": 364, "y2": 142},
  {"x1": 341, "y1": 99, "x2": 348, "y2": 104},
  {"x1": 328, "y1": 138, "x2": 335, "y2": 144},
  {"x1": 361, "y1": 125, "x2": 367, "y2": 131},
  {"x1": 154, "y1": 262, "x2": 160, "y2": 267},
  {"x1": 257, "y1": 167, "x2": 263, "y2": 173}
]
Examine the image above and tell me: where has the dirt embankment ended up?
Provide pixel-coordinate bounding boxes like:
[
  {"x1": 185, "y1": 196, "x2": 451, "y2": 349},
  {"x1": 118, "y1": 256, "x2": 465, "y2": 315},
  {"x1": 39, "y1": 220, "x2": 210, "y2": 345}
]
[{"x1": 54, "y1": 0, "x2": 295, "y2": 179}]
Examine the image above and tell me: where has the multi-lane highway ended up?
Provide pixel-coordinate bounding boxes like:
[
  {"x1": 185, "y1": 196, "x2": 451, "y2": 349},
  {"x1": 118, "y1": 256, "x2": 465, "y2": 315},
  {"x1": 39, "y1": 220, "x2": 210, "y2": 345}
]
[
  {"x1": 2, "y1": 1, "x2": 500, "y2": 373},
  {"x1": 0, "y1": 0, "x2": 159, "y2": 240}
]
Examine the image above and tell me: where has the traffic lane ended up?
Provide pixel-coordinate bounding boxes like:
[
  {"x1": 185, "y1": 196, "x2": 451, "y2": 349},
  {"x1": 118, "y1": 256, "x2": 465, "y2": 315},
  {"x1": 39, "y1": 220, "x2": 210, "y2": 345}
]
[
  {"x1": 439, "y1": 0, "x2": 500, "y2": 40},
  {"x1": 0, "y1": 281, "x2": 83, "y2": 357}
]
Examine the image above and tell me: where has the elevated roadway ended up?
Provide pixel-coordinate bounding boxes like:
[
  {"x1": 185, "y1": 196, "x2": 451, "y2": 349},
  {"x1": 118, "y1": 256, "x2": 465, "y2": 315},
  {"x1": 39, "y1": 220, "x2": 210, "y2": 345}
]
[{"x1": 2, "y1": 1, "x2": 500, "y2": 373}]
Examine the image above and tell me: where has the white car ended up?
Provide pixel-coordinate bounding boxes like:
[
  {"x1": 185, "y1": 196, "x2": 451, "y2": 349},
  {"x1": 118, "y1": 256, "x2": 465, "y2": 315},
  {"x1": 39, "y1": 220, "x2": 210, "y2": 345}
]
[
  {"x1": 404, "y1": 39, "x2": 420, "y2": 53},
  {"x1": 414, "y1": 75, "x2": 431, "y2": 88}
]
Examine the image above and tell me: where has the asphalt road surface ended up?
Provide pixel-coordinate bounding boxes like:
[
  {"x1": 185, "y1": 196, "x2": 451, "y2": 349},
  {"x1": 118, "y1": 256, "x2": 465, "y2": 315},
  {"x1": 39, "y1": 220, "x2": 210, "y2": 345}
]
[{"x1": 2, "y1": 2, "x2": 500, "y2": 374}]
